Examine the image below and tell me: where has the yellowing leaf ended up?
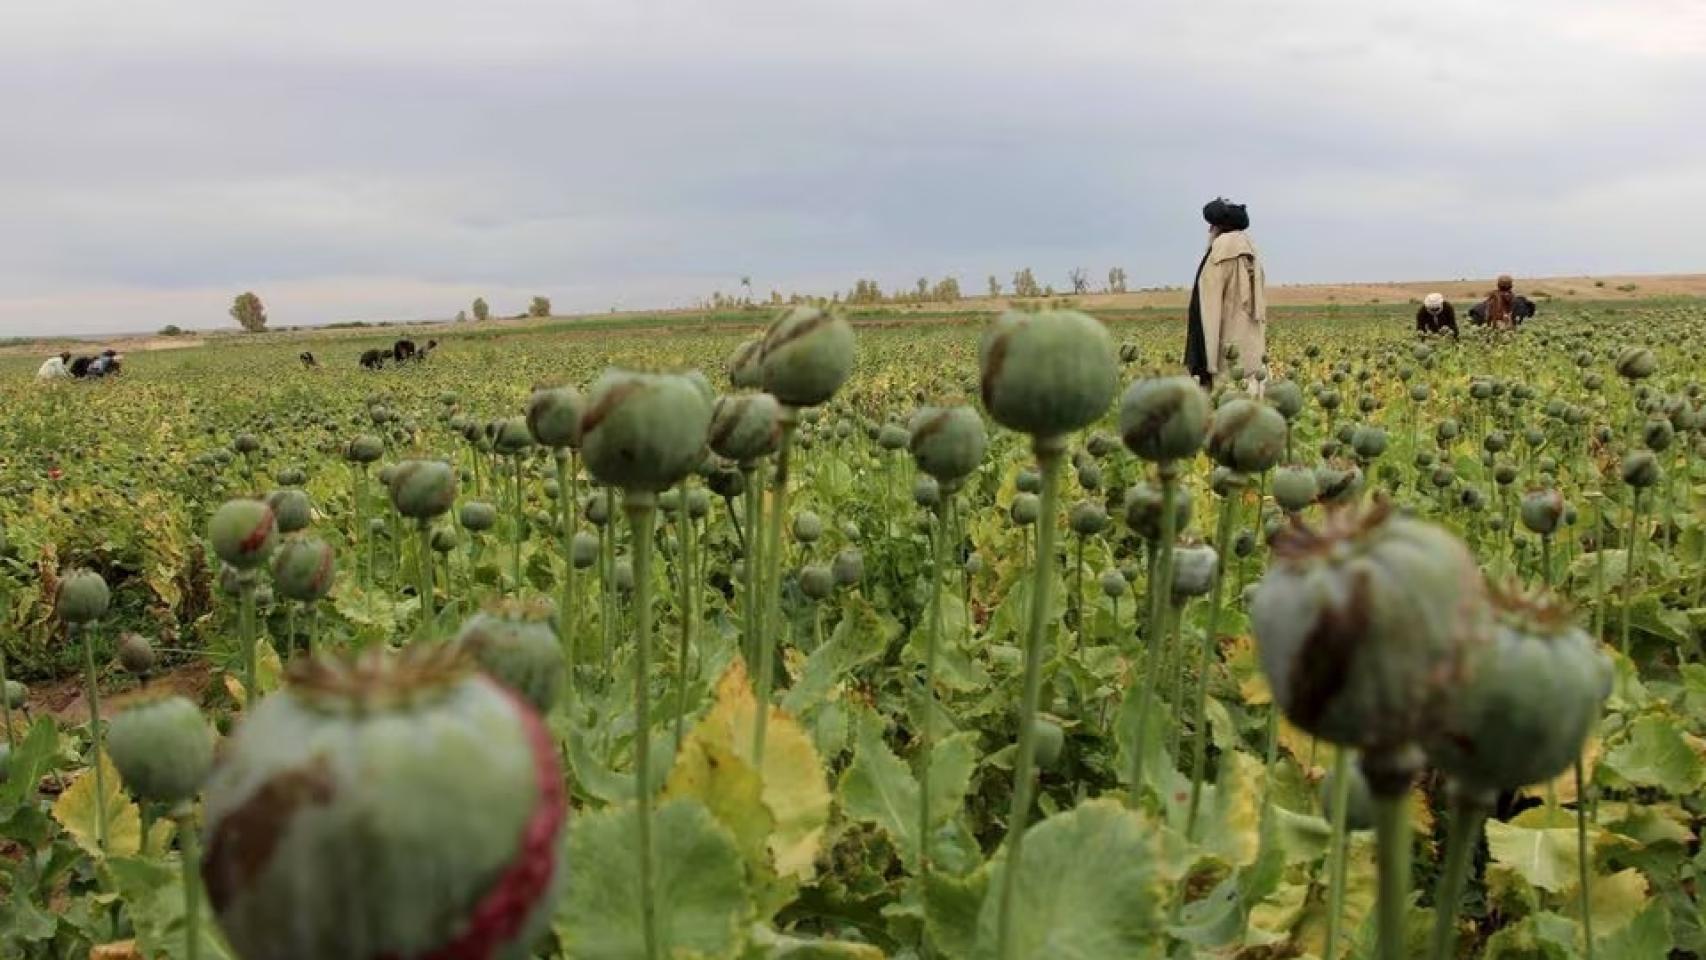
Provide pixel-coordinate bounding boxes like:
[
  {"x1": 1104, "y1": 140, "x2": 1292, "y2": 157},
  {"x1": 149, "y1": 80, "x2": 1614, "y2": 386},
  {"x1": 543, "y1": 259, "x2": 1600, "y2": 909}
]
[
  {"x1": 51, "y1": 752, "x2": 144, "y2": 858},
  {"x1": 1564, "y1": 867, "x2": 1649, "y2": 939},
  {"x1": 1486, "y1": 817, "x2": 1587, "y2": 893},
  {"x1": 222, "y1": 638, "x2": 284, "y2": 709},
  {"x1": 665, "y1": 736, "x2": 774, "y2": 875},
  {"x1": 90, "y1": 941, "x2": 143, "y2": 960}
]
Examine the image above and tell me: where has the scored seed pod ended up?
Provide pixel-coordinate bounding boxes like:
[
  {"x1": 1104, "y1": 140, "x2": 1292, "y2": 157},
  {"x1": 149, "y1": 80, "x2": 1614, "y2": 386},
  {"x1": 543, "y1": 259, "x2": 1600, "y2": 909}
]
[
  {"x1": 1068, "y1": 500, "x2": 1108, "y2": 536},
  {"x1": 117, "y1": 632, "x2": 156, "y2": 675},
  {"x1": 832, "y1": 548, "x2": 864, "y2": 587},
  {"x1": 709, "y1": 393, "x2": 783, "y2": 464},
  {"x1": 455, "y1": 599, "x2": 566, "y2": 713},
  {"x1": 1208, "y1": 399, "x2": 1287, "y2": 474},
  {"x1": 1350, "y1": 425, "x2": 1388, "y2": 460},
  {"x1": 913, "y1": 475, "x2": 941, "y2": 509},
  {"x1": 389, "y1": 459, "x2": 457, "y2": 520},
  {"x1": 799, "y1": 564, "x2": 836, "y2": 601},
  {"x1": 1252, "y1": 501, "x2": 1492, "y2": 751},
  {"x1": 1265, "y1": 380, "x2": 1305, "y2": 422},
  {"x1": 201, "y1": 647, "x2": 566, "y2": 960},
  {"x1": 1519, "y1": 489, "x2": 1565, "y2": 536},
  {"x1": 1009, "y1": 492, "x2": 1039, "y2": 525},
  {"x1": 272, "y1": 537, "x2": 337, "y2": 603},
  {"x1": 1122, "y1": 482, "x2": 1193, "y2": 542},
  {"x1": 1272, "y1": 466, "x2": 1318, "y2": 513},
  {"x1": 728, "y1": 337, "x2": 765, "y2": 389},
  {"x1": 1315, "y1": 463, "x2": 1363, "y2": 505},
  {"x1": 344, "y1": 436, "x2": 384, "y2": 465},
  {"x1": 525, "y1": 386, "x2": 585, "y2": 450},
  {"x1": 1614, "y1": 346, "x2": 1657, "y2": 380},
  {"x1": 108, "y1": 695, "x2": 214, "y2": 805},
  {"x1": 581, "y1": 371, "x2": 713, "y2": 492},
  {"x1": 1171, "y1": 545, "x2": 1218, "y2": 598},
  {"x1": 276, "y1": 467, "x2": 307, "y2": 487},
  {"x1": 210, "y1": 498, "x2": 279, "y2": 571},
  {"x1": 760, "y1": 307, "x2": 857, "y2": 408},
  {"x1": 460, "y1": 501, "x2": 499, "y2": 533},
  {"x1": 57, "y1": 569, "x2": 111, "y2": 624},
  {"x1": 979, "y1": 309, "x2": 1117, "y2": 438},
  {"x1": 1621, "y1": 451, "x2": 1662, "y2": 489},
  {"x1": 1119, "y1": 376, "x2": 1211, "y2": 462},
  {"x1": 1425, "y1": 585, "x2": 1611, "y2": 793},
  {"x1": 908, "y1": 405, "x2": 988, "y2": 484},
  {"x1": 267, "y1": 489, "x2": 314, "y2": 534},
  {"x1": 493, "y1": 418, "x2": 534, "y2": 457},
  {"x1": 1100, "y1": 568, "x2": 1127, "y2": 600}
]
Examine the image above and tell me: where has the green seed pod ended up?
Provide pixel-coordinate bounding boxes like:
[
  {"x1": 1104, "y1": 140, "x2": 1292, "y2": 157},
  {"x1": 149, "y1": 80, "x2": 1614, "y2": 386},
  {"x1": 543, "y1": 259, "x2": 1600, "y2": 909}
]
[
  {"x1": 1210, "y1": 466, "x2": 1242, "y2": 498},
  {"x1": 570, "y1": 531, "x2": 599, "y2": 569},
  {"x1": 344, "y1": 435, "x2": 384, "y2": 465},
  {"x1": 3, "y1": 680, "x2": 25, "y2": 710},
  {"x1": 908, "y1": 406, "x2": 988, "y2": 483},
  {"x1": 1432, "y1": 466, "x2": 1456, "y2": 489},
  {"x1": 210, "y1": 498, "x2": 279, "y2": 571},
  {"x1": 389, "y1": 459, "x2": 457, "y2": 520},
  {"x1": 1644, "y1": 416, "x2": 1675, "y2": 453},
  {"x1": 1615, "y1": 346, "x2": 1657, "y2": 380},
  {"x1": 728, "y1": 337, "x2": 765, "y2": 389},
  {"x1": 964, "y1": 552, "x2": 984, "y2": 576},
  {"x1": 760, "y1": 307, "x2": 857, "y2": 408},
  {"x1": 1171, "y1": 545, "x2": 1218, "y2": 598},
  {"x1": 1068, "y1": 500, "x2": 1108, "y2": 536},
  {"x1": 202, "y1": 647, "x2": 566, "y2": 960},
  {"x1": 979, "y1": 310, "x2": 1118, "y2": 438},
  {"x1": 799, "y1": 564, "x2": 836, "y2": 601},
  {"x1": 1086, "y1": 432, "x2": 1118, "y2": 459},
  {"x1": 272, "y1": 538, "x2": 337, "y2": 602},
  {"x1": 832, "y1": 548, "x2": 864, "y2": 587},
  {"x1": 1119, "y1": 376, "x2": 1210, "y2": 462},
  {"x1": 706, "y1": 466, "x2": 745, "y2": 500},
  {"x1": 793, "y1": 511, "x2": 823, "y2": 544},
  {"x1": 525, "y1": 386, "x2": 585, "y2": 450},
  {"x1": 267, "y1": 489, "x2": 314, "y2": 534},
  {"x1": 430, "y1": 527, "x2": 457, "y2": 554},
  {"x1": 1031, "y1": 716, "x2": 1065, "y2": 770},
  {"x1": 1350, "y1": 425, "x2": 1388, "y2": 460},
  {"x1": 1265, "y1": 380, "x2": 1305, "y2": 422},
  {"x1": 377, "y1": 464, "x2": 400, "y2": 488},
  {"x1": 234, "y1": 434, "x2": 261, "y2": 455},
  {"x1": 1099, "y1": 568, "x2": 1127, "y2": 600},
  {"x1": 1015, "y1": 468, "x2": 1040, "y2": 494},
  {"x1": 1621, "y1": 451, "x2": 1661, "y2": 488},
  {"x1": 1493, "y1": 463, "x2": 1518, "y2": 487},
  {"x1": 1272, "y1": 466, "x2": 1317, "y2": 513},
  {"x1": 1409, "y1": 384, "x2": 1430, "y2": 403},
  {"x1": 492, "y1": 418, "x2": 534, "y2": 457},
  {"x1": 57, "y1": 568, "x2": 111, "y2": 624},
  {"x1": 108, "y1": 695, "x2": 215, "y2": 805},
  {"x1": 1119, "y1": 342, "x2": 1140, "y2": 363},
  {"x1": 276, "y1": 467, "x2": 307, "y2": 487},
  {"x1": 657, "y1": 489, "x2": 682, "y2": 514},
  {"x1": 1435, "y1": 419, "x2": 1460, "y2": 443},
  {"x1": 1252, "y1": 503, "x2": 1491, "y2": 750},
  {"x1": 913, "y1": 475, "x2": 941, "y2": 509},
  {"x1": 1426, "y1": 587, "x2": 1610, "y2": 793},
  {"x1": 460, "y1": 501, "x2": 498, "y2": 533},
  {"x1": 1207, "y1": 399, "x2": 1287, "y2": 474},
  {"x1": 1009, "y1": 492, "x2": 1039, "y2": 526},
  {"x1": 1318, "y1": 388, "x2": 1342, "y2": 411},
  {"x1": 115, "y1": 632, "x2": 156, "y2": 675},
  {"x1": 581, "y1": 371, "x2": 713, "y2": 492},
  {"x1": 709, "y1": 393, "x2": 782, "y2": 464},
  {"x1": 1519, "y1": 489, "x2": 1565, "y2": 536},
  {"x1": 584, "y1": 491, "x2": 611, "y2": 526},
  {"x1": 877, "y1": 423, "x2": 909, "y2": 451},
  {"x1": 1122, "y1": 482, "x2": 1192, "y2": 541},
  {"x1": 1075, "y1": 463, "x2": 1102, "y2": 492},
  {"x1": 614, "y1": 559, "x2": 635, "y2": 593},
  {"x1": 1319, "y1": 762, "x2": 1375, "y2": 832},
  {"x1": 1335, "y1": 424, "x2": 1357, "y2": 446},
  {"x1": 456, "y1": 600, "x2": 566, "y2": 713}
]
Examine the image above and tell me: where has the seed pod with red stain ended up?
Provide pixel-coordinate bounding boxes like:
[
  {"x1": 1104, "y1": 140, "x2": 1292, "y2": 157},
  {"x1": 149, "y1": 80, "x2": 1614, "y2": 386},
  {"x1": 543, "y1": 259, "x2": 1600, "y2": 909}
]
[
  {"x1": 455, "y1": 599, "x2": 565, "y2": 713},
  {"x1": 1207, "y1": 399, "x2": 1287, "y2": 474},
  {"x1": 709, "y1": 392, "x2": 782, "y2": 464},
  {"x1": 581, "y1": 371, "x2": 712, "y2": 492},
  {"x1": 1251, "y1": 502, "x2": 1491, "y2": 751},
  {"x1": 728, "y1": 337, "x2": 765, "y2": 389},
  {"x1": 978, "y1": 310, "x2": 1117, "y2": 438},
  {"x1": 1119, "y1": 376, "x2": 1209, "y2": 462},
  {"x1": 271, "y1": 538, "x2": 337, "y2": 603},
  {"x1": 760, "y1": 307, "x2": 856, "y2": 408},
  {"x1": 201, "y1": 646, "x2": 566, "y2": 960},
  {"x1": 907, "y1": 405, "x2": 987, "y2": 485},
  {"x1": 1424, "y1": 585, "x2": 1609, "y2": 794},
  {"x1": 57, "y1": 569, "x2": 111, "y2": 624},
  {"x1": 389, "y1": 459, "x2": 457, "y2": 520},
  {"x1": 210, "y1": 499, "x2": 278, "y2": 571},
  {"x1": 525, "y1": 386, "x2": 584, "y2": 450},
  {"x1": 108, "y1": 695, "x2": 214, "y2": 805}
]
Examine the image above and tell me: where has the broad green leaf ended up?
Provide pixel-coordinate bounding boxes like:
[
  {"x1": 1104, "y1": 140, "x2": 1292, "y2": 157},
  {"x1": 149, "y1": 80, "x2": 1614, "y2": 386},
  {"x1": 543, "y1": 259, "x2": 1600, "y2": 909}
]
[
  {"x1": 782, "y1": 593, "x2": 895, "y2": 717},
  {"x1": 1563, "y1": 868, "x2": 1649, "y2": 940},
  {"x1": 927, "y1": 733, "x2": 980, "y2": 828},
  {"x1": 106, "y1": 856, "x2": 237, "y2": 960},
  {"x1": 1487, "y1": 818, "x2": 1585, "y2": 893},
  {"x1": 743, "y1": 925, "x2": 885, "y2": 959},
  {"x1": 0, "y1": 716, "x2": 59, "y2": 808},
  {"x1": 1482, "y1": 911, "x2": 1580, "y2": 960},
  {"x1": 1291, "y1": 834, "x2": 1378, "y2": 959},
  {"x1": 559, "y1": 798, "x2": 753, "y2": 960},
  {"x1": 1600, "y1": 714, "x2": 1705, "y2": 794},
  {"x1": 923, "y1": 868, "x2": 987, "y2": 960},
  {"x1": 838, "y1": 708, "x2": 921, "y2": 865},
  {"x1": 971, "y1": 799, "x2": 1170, "y2": 960},
  {"x1": 1161, "y1": 750, "x2": 1261, "y2": 869},
  {"x1": 51, "y1": 751, "x2": 144, "y2": 858},
  {"x1": 1596, "y1": 903, "x2": 1672, "y2": 960}
]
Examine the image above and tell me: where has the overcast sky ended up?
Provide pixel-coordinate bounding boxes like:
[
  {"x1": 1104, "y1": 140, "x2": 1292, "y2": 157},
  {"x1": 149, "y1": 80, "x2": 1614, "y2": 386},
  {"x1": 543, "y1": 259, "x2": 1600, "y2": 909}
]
[{"x1": 2, "y1": 1, "x2": 1703, "y2": 336}]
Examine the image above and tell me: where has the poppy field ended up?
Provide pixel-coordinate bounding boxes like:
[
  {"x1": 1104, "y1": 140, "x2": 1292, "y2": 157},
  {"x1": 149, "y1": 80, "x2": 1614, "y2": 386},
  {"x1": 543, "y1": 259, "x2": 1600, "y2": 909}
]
[{"x1": 1, "y1": 302, "x2": 1704, "y2": 960}]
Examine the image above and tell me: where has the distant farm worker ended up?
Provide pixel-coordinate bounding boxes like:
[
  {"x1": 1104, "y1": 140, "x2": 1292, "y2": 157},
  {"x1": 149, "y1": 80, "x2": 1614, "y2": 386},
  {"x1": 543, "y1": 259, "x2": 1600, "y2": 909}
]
[
  {"x1": 36, "y1": 351, "x2": 72, "y2": 381},
  {"x1": 1469, "y1": 275, "x2": 1538, "y2": 329},
  {"x1": 1416, "y1": 293, "x2": 1459, "y2": 338},
  {"x1": 1185, "y1": 197, "x2": 1267, "y2": 392}
]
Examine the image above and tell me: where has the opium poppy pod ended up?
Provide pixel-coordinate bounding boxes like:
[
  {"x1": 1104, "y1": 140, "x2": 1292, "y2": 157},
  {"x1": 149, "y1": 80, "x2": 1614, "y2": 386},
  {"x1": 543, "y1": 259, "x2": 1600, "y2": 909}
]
[
  {"x1": 57, "y1": 568, "x2": 111, "y2": 624},
  {"x1": 1119, "y1": 376, "x2": 1210, "y2": 462},
  {"x1": 908, "y1": 405, "x2": 987, "y2": 484},
  {"x1": 832, "y1": 548, "x2": 864, "y2": 587},
  {"x1": 455, "y1": 599, "x2": 565, "y2": 713},
  {"x1": 1122, "y1": 482, "x2": 1192, "y2": 542},
  {"x1": 581, "y1": 370, "x2": 713, "y2": 492},
  {"x1": 272, "y1": 537, "x2": 337, "y2": 603},
  {"x1": 1171, "y1": 545, "x2": 1218, "y2": 598},
  {"x1": 1207, "y1": 399, "x2": 1287, "y2": 474},
  {"x1": 493, "y1": 418, "x2": 534, "y2": 456},
  {"x1": 389, "y1": 459, "x2": 457, "y2": 520},
  {"x1": 201, "y1": 647, "x2": 567, "y2": 960},
  {"x1": 107, "y1": 695, "x2": 214, "y2": 806},
  {"x1": 709, "y1": 393, "x2": 782, "y2": 463},
  {"x1": 210, "y1": 498, "x2": 279, "y2": 571},
  {"x1": 525, "y1": 386, "x2": 584, "y2": 450},
  {"x1": 799, "y1": 564, "x2": 836, "y2": 601},
  {"x1": 460, "y1": 501, "x2": 499, "y2": 533},
  {"x1": 1519, "y1": 489, "x2": 1565, "y2": 536},
  {"x1": 344, "y1": 436, "x2": 384, "y2": 465},
  {"x1": 1265, "y1": 380, "x2": 1305, "y2": 422},
  {"x1": 728, "y1": 337, "x2": 765, "y2": 389},
  {"x1": 877, "y1": 423, "x2": 909, "y2": 451},
  {"x1": 267, "y1": 489, "x2": 314, "y2": 534},
  {"x1": 1615, "y1": 346, "x2": 1657, "y2": 380},
  {"x1": 1251, "y1": 502, "x2": 1492, "y2": 751},
  {"x1": 1425, "y1": 586, "x2": 1609, "y2": 794},
  {"x1": 760, "y1": 307, "x2": 857, "y2": 408},
  {"x1": 1272, "y1": 466, "x2": 1318, "y2": 513},
  {"x1": 979, "y1": 310, "x2": 1117, "y2": 438}
]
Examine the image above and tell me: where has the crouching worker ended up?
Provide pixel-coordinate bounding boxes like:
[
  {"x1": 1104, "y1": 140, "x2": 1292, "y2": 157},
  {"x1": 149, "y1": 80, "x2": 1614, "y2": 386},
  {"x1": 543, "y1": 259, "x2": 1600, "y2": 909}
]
[{"x1": 1416, "y1": 293, "x2": 1458, "y2": 338}]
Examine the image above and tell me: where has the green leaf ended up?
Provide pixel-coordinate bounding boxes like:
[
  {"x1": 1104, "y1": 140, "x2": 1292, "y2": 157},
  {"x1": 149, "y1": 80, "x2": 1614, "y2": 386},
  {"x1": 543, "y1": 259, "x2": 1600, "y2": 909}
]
[
  {"x1": 1600, "y1": 714, "x2": 1706, "y2": 794},
  {"x1": 1486, "y1": 818, "x2": 1585, "y2": 894},
  {"x1": 837, "y1": 708, "x2": 921, "y2": 866},
  {"x1": 924, "y1": 868, "x2": 988, "y2": 960},
  {"x1": 743, "y1": 925, "x2": 884, "y2": 959},
  {"x1": 560, "y1": 798, "x2": 754, "y2": 960},
  {"x1": 51, "y1": 751, "x2": 144, "y2": 858},
  {"x1": 106, "y1": 855, "x2": 237, "y2": 960},
  {"x1": 971, "y1": 799, "x2": 1170, "y2": 960},
  {"x1": 782, "y1": 593, "x2": 895, "y2": 717},
  {"x1": 1597, "y1": 903, "x2": 1672, "y2": 960},
  {"x1": 0, "y1": 716, "x2": 59, "y2": 809},
  {"x1": 1564, "y1": 868, "x2": 1650, "y2": 941}
]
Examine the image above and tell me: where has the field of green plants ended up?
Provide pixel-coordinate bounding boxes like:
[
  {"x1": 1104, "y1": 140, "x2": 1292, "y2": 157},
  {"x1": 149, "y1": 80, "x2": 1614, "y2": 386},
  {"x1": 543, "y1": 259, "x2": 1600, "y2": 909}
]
[{"x1": 1, "y1": 302, "x2": 1704, "y2": 960}]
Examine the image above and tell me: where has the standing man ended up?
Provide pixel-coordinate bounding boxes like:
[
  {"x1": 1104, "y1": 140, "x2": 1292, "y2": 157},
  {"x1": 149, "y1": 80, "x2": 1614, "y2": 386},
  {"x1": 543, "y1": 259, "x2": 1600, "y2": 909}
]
[
  {"x1": 1185, "y1": 197, "x2": 1267, "y2": 392},
  {"x1": 1416, "y1": 293, "x2": 1459, "y2": 338}
]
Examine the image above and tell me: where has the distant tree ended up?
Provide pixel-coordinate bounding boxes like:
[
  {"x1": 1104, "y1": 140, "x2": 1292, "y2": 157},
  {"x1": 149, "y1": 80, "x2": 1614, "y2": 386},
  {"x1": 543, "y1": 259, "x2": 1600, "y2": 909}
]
[
  {"x1": 769, "y1": 290, "x2": 784, "y2": 305},
  {"x1": 931, "y1": 277, "x2": 962, "y2": 302},
  {"x1": 472, "y1": 298, "x2": 490, "y2": 323},
  {"x1": 916, "y1": 278, "x2": 929, "y2": 300},
  {"x1": 455, "y1": 309, "x2": 468, "y2": 323},
  {"x1": 159, "y1": 324, "x2": 184, "y2": 336},
  {"x1": 1069, "y1": 267, "x2": 1089, "y2": 295},
  {"x1": 529, "y1": 296, "x2": 551, "y2": 318},
  {"x1": 1012, "y1": 268, "x2": 1042, "y2": 298},
  {"x1": 1108, "y1": 267, "x2": 1128, "y2": 294},
  {"x1": 1044, "y1": 284, "x2": 1056, "y2": 297},
  {"x1": 987, "y1": 275, "x2": 1001, "y2": 298},
  {"x1": 230, "y1": 292, "x2": 267, "y2": 333},
  {"x1": 848, "y1": 279, "x2": 886, "y2": 305}
]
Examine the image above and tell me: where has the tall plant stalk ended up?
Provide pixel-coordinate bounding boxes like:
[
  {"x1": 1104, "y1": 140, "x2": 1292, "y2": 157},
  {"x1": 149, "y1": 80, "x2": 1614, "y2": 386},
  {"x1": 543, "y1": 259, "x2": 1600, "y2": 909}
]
[
  {"x1": 1186, "y1": 476, "x2": 1242, "y2": 839},
  {"x1": 415, "y1": 521, "x2": 435, "y2": 643},
  {"x1": 674, "y1": 478, "x2": 698, "y2": 748},
  {"x1": 741, "y1": 464, "x2": 762, "y2": 673},
  {"x1": 556, "y1": 450, "x2": 580, "y2": 671},
  {"x1": 77, "y1": 623, "x2": 108, "y2": 852},
  {"x1": 994, "y1": 437, "x2": 1064, "y2": 960},
  {"x1": 239, "y1": 577, "x2": 258, "y2": 707},
  {"x1": 177, "y1": 805, "x2": 202, "y2": 960},
  {"x1": 918, "y1": 494, "x2": 950, "y2": 874},
  {"x1": 624, "y1": 491, "x2": 662, "y2": 960},
  {"x1": 1428, "y1": 793, "x2": 1489, "y2": 960},
  {"x1": 1324, "y1": 747, "x2": 1353, "y2": 960},
  {"x1": 1577, "y1": 756, "x2": 1595, "y2": 960},
  {"x1": 1620, "y1": 489, "x2": 1643, "y2": 657},
  {"x1": 1129, "y1": 464, "x2": 1178, "y2": 804},
  {"x1": 753, "y1": 412, "x2": 798, "y2": 767}
]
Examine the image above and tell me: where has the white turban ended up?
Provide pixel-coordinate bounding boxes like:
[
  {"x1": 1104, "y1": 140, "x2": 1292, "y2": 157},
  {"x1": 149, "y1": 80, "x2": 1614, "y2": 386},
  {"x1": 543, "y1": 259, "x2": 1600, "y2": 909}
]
[{"x1": 1424, "y1": 293, "x2": 1445, "y2": 311}]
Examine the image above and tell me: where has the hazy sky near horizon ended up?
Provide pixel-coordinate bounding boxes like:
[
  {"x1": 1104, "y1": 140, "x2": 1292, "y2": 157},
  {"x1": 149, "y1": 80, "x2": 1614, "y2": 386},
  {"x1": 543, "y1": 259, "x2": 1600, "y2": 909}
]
[{"x1": 3, "y1": 1, "x2": 1704, "y2": 336}]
